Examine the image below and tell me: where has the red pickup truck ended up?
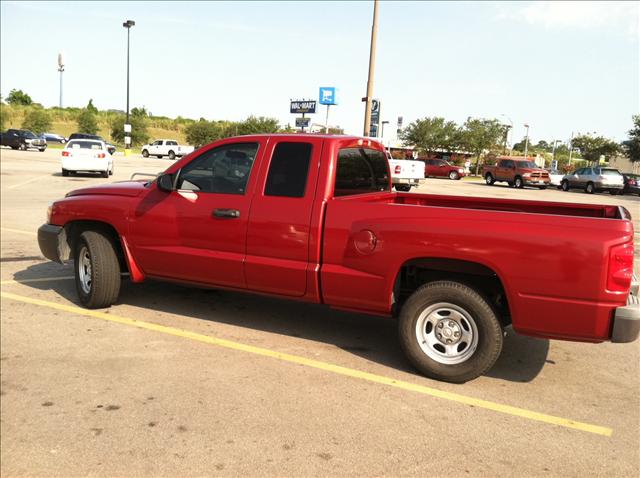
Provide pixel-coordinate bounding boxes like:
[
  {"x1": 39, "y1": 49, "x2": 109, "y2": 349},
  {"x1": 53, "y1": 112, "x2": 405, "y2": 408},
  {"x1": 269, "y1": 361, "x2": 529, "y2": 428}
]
[
  {"x1": 483, "y1": 157, "x2": 550, "y2": 189},
  {"x1": 38, "y1": 134, "x2": 639, "y2": 383}
]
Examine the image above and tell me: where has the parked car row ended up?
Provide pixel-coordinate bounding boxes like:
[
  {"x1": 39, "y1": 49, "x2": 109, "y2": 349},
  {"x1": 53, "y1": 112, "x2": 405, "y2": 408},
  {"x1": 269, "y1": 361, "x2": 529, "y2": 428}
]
[{"x1": 0, "y1": 129, "x2": 47, "y2": 151}]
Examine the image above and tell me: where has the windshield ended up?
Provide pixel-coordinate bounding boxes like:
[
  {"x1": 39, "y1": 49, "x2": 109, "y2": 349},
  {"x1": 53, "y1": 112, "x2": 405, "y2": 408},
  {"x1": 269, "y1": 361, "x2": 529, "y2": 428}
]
[
  {"x1": 23, "y1": 131, "x2": 37, "y2": 139},
  {"x1": 67, "y1": 140, "x2": 103, "y2": 150},
  {"x1": 518, "y1": 161, "x2": 539, "y2": 168}
]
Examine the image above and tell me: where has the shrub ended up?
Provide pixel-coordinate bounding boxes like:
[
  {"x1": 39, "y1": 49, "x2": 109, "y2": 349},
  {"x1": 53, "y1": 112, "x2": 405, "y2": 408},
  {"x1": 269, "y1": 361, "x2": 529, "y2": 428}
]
[
  {"x1": 76, "y1": 109, "x2": 98, "y2": 135},
  {"x1": 21, "y1": 107, "x2": 51, "y2": 134}
]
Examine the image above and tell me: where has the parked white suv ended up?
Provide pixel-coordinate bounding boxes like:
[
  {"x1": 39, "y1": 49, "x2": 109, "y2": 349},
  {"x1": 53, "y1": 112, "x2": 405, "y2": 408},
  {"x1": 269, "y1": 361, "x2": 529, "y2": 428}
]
[{"x1": 141, "y1": 139, "x2": 194, "y2": 160}]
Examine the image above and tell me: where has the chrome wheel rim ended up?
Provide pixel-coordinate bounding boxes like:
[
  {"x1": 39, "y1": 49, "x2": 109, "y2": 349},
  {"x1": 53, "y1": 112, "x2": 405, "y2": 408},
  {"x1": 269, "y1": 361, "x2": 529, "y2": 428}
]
[
  {"x1": 78, "y1": 245, "x2": 92, "y2": 294},
  {"x1": 485, "y1": 176, "x2": 492, "y2": 184},
  {"x1": 415, "y1": 302, "x2": 479, "y2": 365}
]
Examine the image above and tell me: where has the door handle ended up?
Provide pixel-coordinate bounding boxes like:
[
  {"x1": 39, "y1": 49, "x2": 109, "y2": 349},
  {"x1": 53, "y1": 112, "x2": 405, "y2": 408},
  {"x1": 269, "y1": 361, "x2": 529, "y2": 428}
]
[{"x1": 213, "y1": 208, "x2": 240, "y2": 218}]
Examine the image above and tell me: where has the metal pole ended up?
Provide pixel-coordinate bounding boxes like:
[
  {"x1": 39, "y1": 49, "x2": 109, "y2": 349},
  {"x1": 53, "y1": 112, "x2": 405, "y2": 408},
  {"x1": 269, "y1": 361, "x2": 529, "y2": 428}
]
[
  {"x1": 363, "y1": 0, "x2": 379, "y2": 137},
  {"x1": 325, "y1": 105, "x2": 330, "y2": 133},
  {"x1": 58, "y1": 68, "x2": 63, "y2": 108},
  {"x1": 524, "y1": 124, "x2": 530, "y2": 159},
  {"x1": 126, "y1": 26, "x2": 130, "y2": 130},
  {"x1": 567, "y1": 132, "x2": 574, "y2": 167}
]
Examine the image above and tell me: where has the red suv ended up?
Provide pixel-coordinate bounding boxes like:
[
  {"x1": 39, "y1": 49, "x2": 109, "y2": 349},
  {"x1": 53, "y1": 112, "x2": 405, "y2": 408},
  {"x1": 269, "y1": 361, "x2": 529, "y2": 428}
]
[{"x1": 424, "y1": 159, "x2": 466, "y2": 180}]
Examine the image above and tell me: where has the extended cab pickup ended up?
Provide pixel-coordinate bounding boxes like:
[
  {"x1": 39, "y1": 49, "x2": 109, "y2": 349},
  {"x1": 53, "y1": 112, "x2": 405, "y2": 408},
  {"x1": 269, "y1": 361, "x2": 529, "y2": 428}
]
[
  {"x1": 141, "y1": 139, "x2": 194, "y2": 160},
  {"x1": 38, "y1": 134, "x2": 639, "y2": 383},
  {"x1": 483, "y1": 157, "x2": 550, "y2": 189}
]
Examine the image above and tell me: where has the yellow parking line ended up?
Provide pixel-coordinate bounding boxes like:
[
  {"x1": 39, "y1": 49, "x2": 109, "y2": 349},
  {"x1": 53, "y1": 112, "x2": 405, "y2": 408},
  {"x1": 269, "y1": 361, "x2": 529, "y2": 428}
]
[
  {"x1": 1, "y1": 227, "x2": 37, "y2": 236},
  {"x1": 0, "y1": 276, "x2": 74, "y2": 285},
  {"x1": 0, "y1": 290, "x2": 613, "y2": 437}
]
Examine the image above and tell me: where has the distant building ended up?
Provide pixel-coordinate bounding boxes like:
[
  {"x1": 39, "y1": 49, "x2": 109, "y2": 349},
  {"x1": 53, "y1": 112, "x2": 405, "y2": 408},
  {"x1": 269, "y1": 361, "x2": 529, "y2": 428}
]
[{"x1": 608, "y1": 155, "x2": 640, "y2": 174}]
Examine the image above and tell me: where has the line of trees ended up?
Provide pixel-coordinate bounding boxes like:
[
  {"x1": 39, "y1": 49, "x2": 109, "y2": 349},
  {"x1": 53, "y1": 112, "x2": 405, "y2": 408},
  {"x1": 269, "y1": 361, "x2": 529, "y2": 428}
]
[{"x1": 400, "y1": 115, "x2": 637, "y2": 172}]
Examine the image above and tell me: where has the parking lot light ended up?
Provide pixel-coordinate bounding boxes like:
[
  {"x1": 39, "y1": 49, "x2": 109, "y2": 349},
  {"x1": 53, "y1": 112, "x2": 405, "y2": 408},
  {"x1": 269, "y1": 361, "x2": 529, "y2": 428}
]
[{"x1": 123, "y1": 19, "x2": 135, "y2": 157}]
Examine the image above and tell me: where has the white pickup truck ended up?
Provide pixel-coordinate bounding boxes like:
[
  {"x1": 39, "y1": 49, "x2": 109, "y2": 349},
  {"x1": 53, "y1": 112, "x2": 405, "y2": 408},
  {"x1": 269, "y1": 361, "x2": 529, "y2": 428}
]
[
  {"x1": 388, "y1": 155, "x2": 426, "y2": 192},
  {"x1": 141, "y1": 139, "x2": 195, "y2": 160}
]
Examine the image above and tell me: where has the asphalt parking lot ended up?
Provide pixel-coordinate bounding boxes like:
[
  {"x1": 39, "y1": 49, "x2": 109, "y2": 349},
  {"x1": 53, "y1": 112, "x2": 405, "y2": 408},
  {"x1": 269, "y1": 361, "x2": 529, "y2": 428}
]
[{"x1": 1, "y1": 147, "x2": 639, "y2": 477}]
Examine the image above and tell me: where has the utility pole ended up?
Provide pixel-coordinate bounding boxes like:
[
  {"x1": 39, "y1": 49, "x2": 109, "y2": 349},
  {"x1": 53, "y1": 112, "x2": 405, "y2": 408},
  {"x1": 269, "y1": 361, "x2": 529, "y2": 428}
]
[
  {"x1": 363, "y1": 0, "x2": 379, "y2": 137},
  {"x1": 523, "y1": 123, "x2": 530, "y2": 159},
  {"x1": 57, "y1": 53, "x2": 64, "y2": 108},
  {"x1": 567, "y1": 132, "x2": 574, "y2": 168}
]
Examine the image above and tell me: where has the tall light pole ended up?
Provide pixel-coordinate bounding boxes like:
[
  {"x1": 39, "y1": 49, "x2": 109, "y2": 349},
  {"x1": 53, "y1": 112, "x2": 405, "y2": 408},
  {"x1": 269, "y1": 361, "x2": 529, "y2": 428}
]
[
  {"x1": 552, "y1": 139, "x2": 562, "y2": 164},
  {"x1": 523, "y1": 123, "x2": 530, "y2": 159},
  {"x1": 500, "y1": 114, "x2": 513, "y2": 154},
  {"x1": 567, "y1": 131, "x2": 574, "y2": 168},
  {"x1": 123, "y1": 19, "x2": 135, "y2": 156},
  {"x1": 57, "y1": 53, "x2": 65, "y2": 108},
  {"x1": 363, "y1": 0, "x2": 379, "y2": 137}
]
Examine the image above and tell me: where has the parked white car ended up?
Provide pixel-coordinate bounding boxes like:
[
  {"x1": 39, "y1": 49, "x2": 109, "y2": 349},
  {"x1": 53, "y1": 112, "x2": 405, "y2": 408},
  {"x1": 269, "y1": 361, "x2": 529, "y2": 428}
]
[
  {"x1": 546, "y1": 169, "x2": 564, "y2": 188},
  {"x1": 61, "y1": 139, "x2": 113, "y2": 178},
  {"x1": 388, "y1": 157, "x2": 426, "y2": 192},
  {"x1": 141, "y1": 139, "x2": 194, "y2": 160}
]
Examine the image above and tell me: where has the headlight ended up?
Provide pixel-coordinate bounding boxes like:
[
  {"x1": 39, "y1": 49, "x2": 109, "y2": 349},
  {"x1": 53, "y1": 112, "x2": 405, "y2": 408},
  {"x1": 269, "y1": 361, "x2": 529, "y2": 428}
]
[
  {"x1": 523, "y1": 173, "x2": 531, "y2": 178},
  {"x1": 458, "y1": 168, "x2": 464, "y2": 173}
]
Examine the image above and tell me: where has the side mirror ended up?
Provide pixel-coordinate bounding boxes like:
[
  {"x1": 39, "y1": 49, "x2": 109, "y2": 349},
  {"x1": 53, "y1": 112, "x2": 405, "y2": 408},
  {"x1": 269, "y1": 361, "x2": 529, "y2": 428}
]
[{"x1": 156, "y1": 173, "x2": 175, "y2": 192}]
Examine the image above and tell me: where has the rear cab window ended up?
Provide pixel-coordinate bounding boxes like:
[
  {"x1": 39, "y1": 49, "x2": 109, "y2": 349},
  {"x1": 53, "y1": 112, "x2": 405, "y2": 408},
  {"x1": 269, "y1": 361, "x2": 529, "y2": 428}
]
[
  {"x1": 334, "y1": 147, "x2": 390, "y2": 197},
  {"x1": 67, "y1": 140, "x2": 103, "y2": 150}
]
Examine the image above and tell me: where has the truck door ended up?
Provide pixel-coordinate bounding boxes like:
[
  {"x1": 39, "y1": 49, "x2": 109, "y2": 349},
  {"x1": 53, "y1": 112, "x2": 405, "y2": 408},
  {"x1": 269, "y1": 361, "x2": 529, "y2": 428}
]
[
  {"x1": 128, "y1": 139, "x2": 266, "y2": 288},
  {"x1": 245, "y1": 137, "x2": 322, "y2": 297},
  {"x1": 496, "y1": 160, "x2": 512, "y2": 180}
]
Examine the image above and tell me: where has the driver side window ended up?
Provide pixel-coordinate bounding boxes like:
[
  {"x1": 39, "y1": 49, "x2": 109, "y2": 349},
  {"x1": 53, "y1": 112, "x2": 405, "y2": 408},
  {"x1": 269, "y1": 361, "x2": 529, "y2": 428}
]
[{"x1": 176, "y1": 142, "x2": 259, "y2": 195}]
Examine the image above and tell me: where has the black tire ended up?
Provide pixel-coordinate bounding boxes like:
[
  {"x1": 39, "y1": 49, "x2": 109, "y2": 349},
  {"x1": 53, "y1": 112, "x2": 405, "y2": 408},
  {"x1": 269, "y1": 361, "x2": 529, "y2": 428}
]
[
  {"x1": 142, "y1": 149, "x2": 149, "y2": 158},
  {"x1": 561, "y1": 180, "x2": 570, "y2": 191},
  {"x1": 19, "y1": 143, "x2": 27, "y2": 151},
  {"x1": 109, "y1": 165, "x2": 114, "y2": 176},
  {"x1": 449, "y1": 171, "x2": 459, "y2": 180},
  {"x1": 514, "y1": 176, "x2": 524, "y2": 189},
  {"x1": 62, "y1": 169, "x2": 69, "y2": 177},
  {"x1": 39, "y1": 147, "x2": 46, "y2": 152},
  {"x1": 485, "y1": 173, "x2": 494, "y2": 185},
  {"x1": 538, "y1": 186, "x2": 547, "y2": 190},
  {"x1": 398, "y1": 281, "x2": 503, "y2": 383},
  {"x1": 395, "y1": 184, "x2": 412, "y2": 192},
  {"x1": 585, "y1": 182, "x2": 595, "y2": 194},
  {"x1": 74, "y1": 231, "x2": 121, "y2": 309},
  {"x1": 168, "y1": 150, "x2": 176, "y2": 160},
  {"x1": 101, "y1": 170, "x2": 109, "y2": 178}
]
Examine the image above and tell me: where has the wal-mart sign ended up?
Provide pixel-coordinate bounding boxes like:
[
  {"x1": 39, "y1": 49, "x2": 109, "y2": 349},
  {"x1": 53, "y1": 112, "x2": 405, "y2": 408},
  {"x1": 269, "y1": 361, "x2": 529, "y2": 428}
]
[{"x1": 319, "y1": 87, "x2": 338, "y2": 106}]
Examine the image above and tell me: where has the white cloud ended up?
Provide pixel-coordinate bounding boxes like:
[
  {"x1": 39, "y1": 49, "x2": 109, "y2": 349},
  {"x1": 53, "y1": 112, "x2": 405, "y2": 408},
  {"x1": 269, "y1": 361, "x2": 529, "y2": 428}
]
[{"x1": 497, "y1": 1, "x2": 639, "y2": 35}]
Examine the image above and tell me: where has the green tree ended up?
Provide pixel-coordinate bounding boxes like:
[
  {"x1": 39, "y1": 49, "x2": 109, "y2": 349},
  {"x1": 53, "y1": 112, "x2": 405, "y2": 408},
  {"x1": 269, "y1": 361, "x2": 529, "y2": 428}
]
[
  {"x1": 184, "y1": 119, "x2": 222, "y2": 147},
  {"x1": 459, "y1": 118, "x2": 505, "y2": 175},
  {"x1": 622, "y1": 115, "x2": 640, "y2": 163},
  {"x1": 76, "y1": 109, "x2": 98, "y2": 135},
  {"x1": 400, "y1": 117, "x2": 461, "y2": 154},
  {"x1": 21, "y1": 108, "x2": 51, "y2": 134},
  {"x1": 571, "y1": 134, "x2": 620, "y2": 164},
  {"x1": 86, "y1": 99, "x2": 98, "y2": 114},
  {"x1": 110, "y1": 112, "x2": 149, "y2": 146},
  {"x1": 236, "y1": 116, "x2": 280, "y2": 135},
  {"x1": 0, "y1": 104, "x2": 9, "y2": 130},
  {"x1": 6, "y1": 89, "x2": 33, "y2": 106}
]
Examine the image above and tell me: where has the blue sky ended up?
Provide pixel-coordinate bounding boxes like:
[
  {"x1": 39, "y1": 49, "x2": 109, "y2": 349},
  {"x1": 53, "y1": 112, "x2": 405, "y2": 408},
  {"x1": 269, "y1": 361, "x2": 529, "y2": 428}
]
[{"x1": 1, "y1": 1, "x2": 638, "y2": 144}]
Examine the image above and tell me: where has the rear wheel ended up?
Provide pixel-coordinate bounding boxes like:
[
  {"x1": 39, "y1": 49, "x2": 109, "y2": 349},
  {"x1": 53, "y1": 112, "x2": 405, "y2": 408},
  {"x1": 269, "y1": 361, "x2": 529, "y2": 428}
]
[
  {"x1": 485, "y1": 173, "x2": 494, "y2": 185},
  {"x1": 74, "y1": 231, "x2": 121, "y2": 309},
  {"x1": 585, "y1": 182, "x2": 595, "y2": 194},
  {"x1": 449, "y1": 171, "x2": 459, "y2": 180},
  {"x1": 168, "y1": 150, "x2": 176, "y2": 160},
  {"x1": 101, "y1": 170, "x2": 109, "y2": 178},
  {"x1": 398, "y1": 281, "x2": 503, "y2": 383},
  {"x1": 142, "y1": 149, "x2": 149, "y2": 158}
]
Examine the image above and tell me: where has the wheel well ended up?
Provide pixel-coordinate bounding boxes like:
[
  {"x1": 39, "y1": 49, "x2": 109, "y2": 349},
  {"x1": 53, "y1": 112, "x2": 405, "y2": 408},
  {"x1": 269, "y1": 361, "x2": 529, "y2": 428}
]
[
  {"x1": 63, "y1": 221, "x2": 127, "y2": 273},
  {"x1": 393, "y1": 258, "x2": 511, "y2": 326}
]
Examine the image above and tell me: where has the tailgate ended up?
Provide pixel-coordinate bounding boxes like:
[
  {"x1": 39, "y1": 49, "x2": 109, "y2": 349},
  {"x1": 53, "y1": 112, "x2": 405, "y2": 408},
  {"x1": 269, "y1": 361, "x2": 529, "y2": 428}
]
[{"x1": 389, "y1": 160, "x2": 425, "y2": 180}]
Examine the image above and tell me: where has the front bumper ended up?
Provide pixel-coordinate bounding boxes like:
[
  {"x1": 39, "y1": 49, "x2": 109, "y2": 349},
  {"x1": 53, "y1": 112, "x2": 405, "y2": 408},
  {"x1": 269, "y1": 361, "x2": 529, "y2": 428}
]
[
  {"x1": 38, "y1": 224, "x2": 69, "y2": 264},
  {"x1": 523, "y1": 178, "x2": 550, "y2": 186}
]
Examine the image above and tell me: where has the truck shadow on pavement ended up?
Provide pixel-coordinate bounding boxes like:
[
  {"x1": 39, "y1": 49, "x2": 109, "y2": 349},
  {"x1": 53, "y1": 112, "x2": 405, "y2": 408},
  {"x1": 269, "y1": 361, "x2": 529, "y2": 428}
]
[{"x1": 13, "y1": 264, "x2": 550, "y2": 384}]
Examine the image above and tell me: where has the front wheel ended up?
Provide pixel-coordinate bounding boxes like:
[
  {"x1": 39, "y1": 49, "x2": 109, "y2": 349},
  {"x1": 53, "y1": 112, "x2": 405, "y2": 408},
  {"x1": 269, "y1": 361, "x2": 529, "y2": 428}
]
[
  {"x1": 74, "y1": 231, "x2": 121, "y2": 309},
  {"x1": 448, "y1": 171, "x2": 458, "y2": 180},
  {"x1": 585, "y1": 182, "x2": 595, "y2": 194},
  {"x1": 561, "y1": 180, "x2": 570, "y2": 191},
  {"x1": 142, "y1": 149, "x2": 149, "y2": 158},
  {"x1": 514, "y1": 176, "x2": 524, "y2": 189},
  {"x1": 398, "y1": 281, "x2": 503, "y2": 383},
  {"x1": 19, "y1": 143, "x2": 27, "y2": 151},
  {"x1": 39, "y1": 147, "x2": 46, "y2": 152}
]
